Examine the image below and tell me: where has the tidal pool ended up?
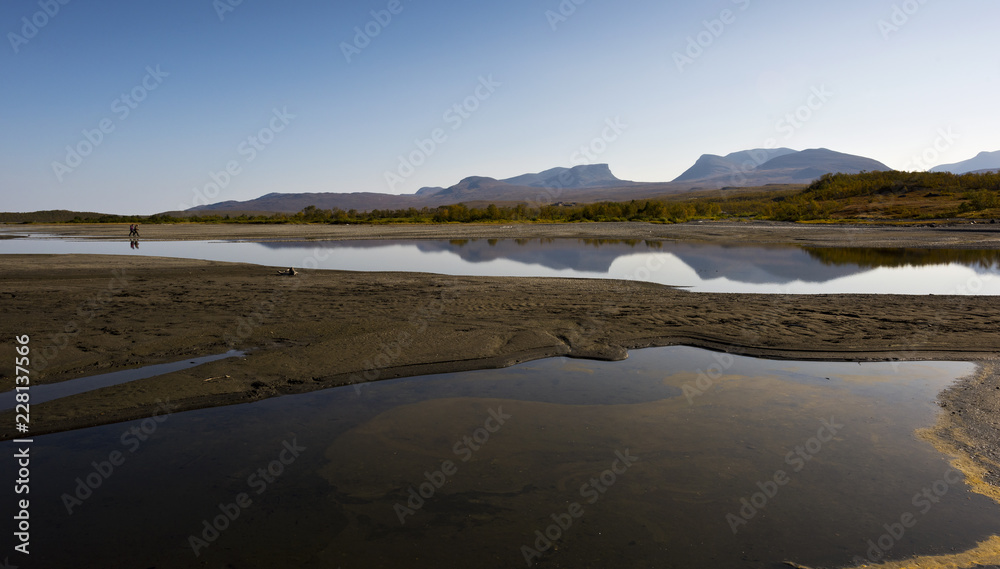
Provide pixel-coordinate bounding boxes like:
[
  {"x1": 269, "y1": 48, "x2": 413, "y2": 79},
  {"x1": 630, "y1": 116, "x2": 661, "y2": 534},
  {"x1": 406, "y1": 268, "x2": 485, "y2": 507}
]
[
  {"x1": 2, "y1": 235, "x2": 999, "y2": 294},
  {"x1": 4, "y1": 347, "x2": 998, "y2": 568}
]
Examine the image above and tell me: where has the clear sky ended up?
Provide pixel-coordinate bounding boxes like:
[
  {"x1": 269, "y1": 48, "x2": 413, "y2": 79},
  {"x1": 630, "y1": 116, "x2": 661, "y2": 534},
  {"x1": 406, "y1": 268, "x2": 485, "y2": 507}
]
[{"x1": 2, "y1": 0, "x2": 997, "y2": 214}]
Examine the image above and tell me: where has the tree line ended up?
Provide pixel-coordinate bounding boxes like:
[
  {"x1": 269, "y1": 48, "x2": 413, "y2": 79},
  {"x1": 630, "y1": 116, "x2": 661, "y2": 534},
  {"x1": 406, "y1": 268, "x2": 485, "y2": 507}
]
[{"x1": 22, "y1": 170, "x2": 1000, "y2": 225}]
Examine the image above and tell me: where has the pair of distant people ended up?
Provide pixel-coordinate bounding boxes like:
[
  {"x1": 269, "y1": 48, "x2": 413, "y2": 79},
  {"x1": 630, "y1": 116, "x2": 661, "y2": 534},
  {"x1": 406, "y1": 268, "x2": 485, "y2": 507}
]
[{"x1": 128, "y1": 223, "x2": 140, "y2": 237}]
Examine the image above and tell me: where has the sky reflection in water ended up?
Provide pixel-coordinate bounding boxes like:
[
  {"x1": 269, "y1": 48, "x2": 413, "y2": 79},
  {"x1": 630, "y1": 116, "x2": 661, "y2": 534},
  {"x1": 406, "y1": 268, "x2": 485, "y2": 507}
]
[{"x1": 2, "y1": 235, "x2": 999, "y2": 294}]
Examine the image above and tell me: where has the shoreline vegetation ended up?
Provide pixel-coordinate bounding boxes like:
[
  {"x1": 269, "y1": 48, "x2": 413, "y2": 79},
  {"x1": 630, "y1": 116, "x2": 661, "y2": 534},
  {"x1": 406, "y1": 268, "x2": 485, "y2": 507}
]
[{"x1": 3, "y1": 171, "x2": 1000, "y2": 225}]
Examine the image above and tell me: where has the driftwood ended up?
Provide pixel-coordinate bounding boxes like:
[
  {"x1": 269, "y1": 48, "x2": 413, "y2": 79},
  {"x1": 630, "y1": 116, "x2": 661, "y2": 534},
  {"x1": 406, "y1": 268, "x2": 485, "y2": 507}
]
[{"x1": 203, "y1": 375, "x2": 231, "y2": 382}]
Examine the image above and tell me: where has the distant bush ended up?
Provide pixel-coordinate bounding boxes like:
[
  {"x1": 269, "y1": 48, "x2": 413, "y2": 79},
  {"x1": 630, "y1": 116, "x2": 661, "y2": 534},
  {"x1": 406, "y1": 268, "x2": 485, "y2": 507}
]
[{"x1": 804, "y1": 170, "x2": 1000, "y2": 201}]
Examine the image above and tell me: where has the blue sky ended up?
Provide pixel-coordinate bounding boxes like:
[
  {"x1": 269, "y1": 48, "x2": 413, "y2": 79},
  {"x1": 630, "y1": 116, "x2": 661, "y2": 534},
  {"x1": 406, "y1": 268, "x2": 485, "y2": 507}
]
[{"x1": 2, "y1": 0, "x2": 997, "y2": 214}]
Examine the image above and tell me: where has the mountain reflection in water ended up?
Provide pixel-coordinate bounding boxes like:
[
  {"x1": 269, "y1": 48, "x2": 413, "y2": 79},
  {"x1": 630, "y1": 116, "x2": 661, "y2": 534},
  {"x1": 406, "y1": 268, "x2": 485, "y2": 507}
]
[
  {"x1": 259, "y1": 239, "x2": 1000, "y2": 293},
  {"x1": 2, "y1": 235, "x2": 997, "y2": 294}
]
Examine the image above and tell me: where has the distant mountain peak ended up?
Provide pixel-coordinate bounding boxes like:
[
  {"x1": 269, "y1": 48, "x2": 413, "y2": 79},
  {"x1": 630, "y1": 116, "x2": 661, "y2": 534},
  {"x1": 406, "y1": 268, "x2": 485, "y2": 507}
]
[
  {"x1": 674, "y1": 147, "x2": 888, "y2": 185},
  {"x1": 673, "y1": 148, "x2": 795, "y2": 182},
  {"x1": 930, "y1": 150, "x2": 1000, "y2": 174},
  {"x1": 455, "y1": 176, "x2": 498, "y2": 189},
  {"x1": 755, "y1": 148, "x2": 889, "y2": 174},
  {"x1": 501, "y1": 163, "x2": 631, "y2": 189},
  {"x1": 415, "y1": 186, "x2": 444, "y2": 196}
]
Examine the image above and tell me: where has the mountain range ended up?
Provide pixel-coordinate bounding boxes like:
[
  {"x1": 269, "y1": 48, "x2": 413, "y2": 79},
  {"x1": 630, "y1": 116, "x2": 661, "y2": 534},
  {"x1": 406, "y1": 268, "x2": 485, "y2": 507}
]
[
  {"x1": 672, "y1": 148, "x2": 891, "y2": 188},
  {"x1": 930, "y1": 150, "x2": 1000, "y2": 174},
  {"x1": 181, "y1": 147, "x2": 994, "y2": 215},
  {"x1": 184, "y1": 164, "x2": 644, "y2": 214},
  {"x1": 673, "y1": 148, "x2": 797, "y2": 181}
]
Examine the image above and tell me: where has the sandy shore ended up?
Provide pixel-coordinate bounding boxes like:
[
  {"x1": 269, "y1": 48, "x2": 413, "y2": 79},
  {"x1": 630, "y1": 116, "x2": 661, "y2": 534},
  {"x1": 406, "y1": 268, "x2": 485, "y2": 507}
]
[
  {"x1": 5, "y1": 219, "x2": 1000, "y2": 248},
  {"x1": 2, "y1": 221, "x2": 1000, "y2": 547}
]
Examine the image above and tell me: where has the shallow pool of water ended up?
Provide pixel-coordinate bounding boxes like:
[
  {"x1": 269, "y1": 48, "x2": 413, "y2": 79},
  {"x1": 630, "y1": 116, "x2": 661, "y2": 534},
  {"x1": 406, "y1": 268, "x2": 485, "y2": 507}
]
[
  {"x1": 0, "y1": 350, "x2": 244, "y2": 410},
  {"x1": 2, "y1": 235, "x2": 999, "y2": 295},
  {"x1": 4, "y1": 347, "x2": 997, "y2": 568}
]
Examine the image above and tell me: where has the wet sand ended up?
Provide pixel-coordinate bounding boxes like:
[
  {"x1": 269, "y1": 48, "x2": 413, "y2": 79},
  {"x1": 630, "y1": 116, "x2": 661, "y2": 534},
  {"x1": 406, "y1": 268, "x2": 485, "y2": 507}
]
[{"x1": 2, "y1": 221, "x2": 1000, "y2": 563}]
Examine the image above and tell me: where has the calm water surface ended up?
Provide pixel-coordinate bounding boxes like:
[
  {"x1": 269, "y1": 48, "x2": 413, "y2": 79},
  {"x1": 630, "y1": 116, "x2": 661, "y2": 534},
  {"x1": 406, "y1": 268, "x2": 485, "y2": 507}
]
[
  {"x1": 2, "y1": 235, "x2": 999, "y2": 294},
  {"x1": 4, "y1": 347, "x2": 998, "y2": 568}
]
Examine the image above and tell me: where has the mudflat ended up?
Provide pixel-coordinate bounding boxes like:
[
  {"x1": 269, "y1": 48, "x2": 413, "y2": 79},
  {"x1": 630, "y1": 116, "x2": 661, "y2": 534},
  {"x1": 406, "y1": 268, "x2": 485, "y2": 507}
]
[{"x1": 2, "y1": 221, "x2": 999, "y2": 519}]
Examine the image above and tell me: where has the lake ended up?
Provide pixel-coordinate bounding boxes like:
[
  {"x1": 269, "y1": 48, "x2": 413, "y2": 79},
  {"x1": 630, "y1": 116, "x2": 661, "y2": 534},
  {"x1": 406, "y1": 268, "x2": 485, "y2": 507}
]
[
  {"x1": 2, "y1": 234, "x2": 999, "y2": 294},
  {"x1": 5, "y1": 231, "x2": 999, "y2": 567}
]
